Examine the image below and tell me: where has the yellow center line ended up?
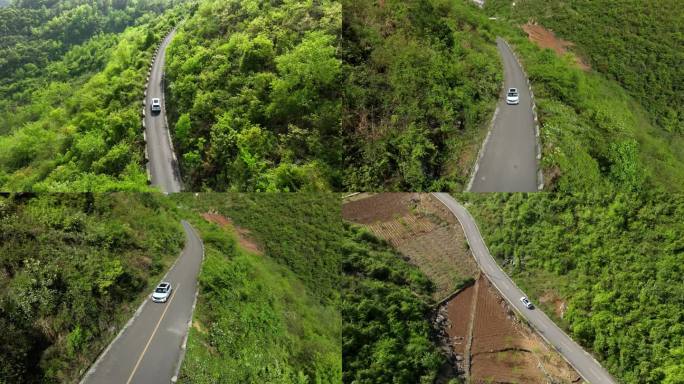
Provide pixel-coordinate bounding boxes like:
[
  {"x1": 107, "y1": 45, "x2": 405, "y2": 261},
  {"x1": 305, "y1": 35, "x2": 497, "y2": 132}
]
[{"x1": 126, "y1": 283, "x2": 181, "y2": 384}]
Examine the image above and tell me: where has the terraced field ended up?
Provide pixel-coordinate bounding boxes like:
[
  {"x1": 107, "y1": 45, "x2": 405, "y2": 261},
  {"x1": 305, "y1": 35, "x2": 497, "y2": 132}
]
[{"x1": 342, "y1": 193, "x2": 478, "y2": 300}]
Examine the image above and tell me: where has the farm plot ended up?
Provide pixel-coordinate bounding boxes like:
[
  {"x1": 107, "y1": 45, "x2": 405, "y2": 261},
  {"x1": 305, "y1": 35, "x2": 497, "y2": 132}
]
[
  {"x1": 443, "y1": 276, "x2": 584, "y2": 384},
  {"x1": 342, "y1": 193, "x2": 478, "y2": 300}
]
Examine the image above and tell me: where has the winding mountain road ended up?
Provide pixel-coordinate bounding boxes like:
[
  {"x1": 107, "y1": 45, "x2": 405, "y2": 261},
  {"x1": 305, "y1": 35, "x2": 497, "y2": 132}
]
[
  {"x1": 433, "y1": 193, "x2": 618, "y2": 384},
  {"x1": 80, "y1": 221, "x2": 202, "y2": 384},
  {"x1": 469, "y1": 38, "x2": 538, "y2": 192},
  {"x1": 145, "y1": 29, "x2": 182, "y2": 194}
]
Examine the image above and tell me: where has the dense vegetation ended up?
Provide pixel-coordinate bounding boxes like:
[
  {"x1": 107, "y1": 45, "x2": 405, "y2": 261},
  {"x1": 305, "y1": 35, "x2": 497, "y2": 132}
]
[
  {"x1": 165, "y1": 0, "x2": 342, "y2": 191},
  {"x1": 0, "y1": 0, "x2": 186, "y2": 191},
  {"x1": 486, "y1": 0, "x2": 683, "y2": 134},
  {"x1": 342, "y1": 0, "x2": 501, "y2": 191},
  {"x1": 0, "y1": 193, "x2": 184, "y2": 383},
  {"x1": 482, "y1": 0, "x2": 684, "y2": 192},
  {"x1": 465, "y1": 193, "x2": 684, "y2": 384},
  {"x1": 175, "y1": 193, "x2": 342, "y2": 382},
  {"x1": 342, "y1": 225, "x2": 446, "y2": 383}
]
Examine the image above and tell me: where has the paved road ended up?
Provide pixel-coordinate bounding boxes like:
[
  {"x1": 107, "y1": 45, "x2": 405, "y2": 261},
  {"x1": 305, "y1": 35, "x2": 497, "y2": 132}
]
[
  {"x1": 81, "y1": 221, "x2": 202, "y2": 384},
  {"x1": 433, "y1": 193, "x2": 618, "y2": 384},
  {"x1": 470, "y1": 38, "x2": 538, "y2": 192},
  {"x1": 145, "y1": 29, "x2": 182, "y2": 194}
]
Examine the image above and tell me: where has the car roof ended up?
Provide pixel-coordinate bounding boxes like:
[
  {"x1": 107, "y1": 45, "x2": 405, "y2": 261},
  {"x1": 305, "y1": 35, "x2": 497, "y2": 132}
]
[
  {"x1": 508, "y1": 88, "x2": 518, "y2": 92},
  {"x1": 158, "y1": 282, "x2": 170, "y2": 287},
  {"x1": 152, "y1": 98, "x2": 160, "y2": 102}
]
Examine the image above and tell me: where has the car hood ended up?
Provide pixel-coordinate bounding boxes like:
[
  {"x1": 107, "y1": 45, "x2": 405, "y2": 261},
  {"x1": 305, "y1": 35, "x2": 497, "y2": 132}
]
[{"x1": 152, "y1": 292, "x2": 167, "y2": 298}]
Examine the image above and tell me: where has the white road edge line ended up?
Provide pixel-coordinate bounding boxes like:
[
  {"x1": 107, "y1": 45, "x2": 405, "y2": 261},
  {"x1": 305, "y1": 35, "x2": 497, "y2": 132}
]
[
  {"x1": 171, "y1": 223, "x2": 205, "y2": 383},
  {"x1": 126, "y1": 283, "x2": 181, "y2": 384}
]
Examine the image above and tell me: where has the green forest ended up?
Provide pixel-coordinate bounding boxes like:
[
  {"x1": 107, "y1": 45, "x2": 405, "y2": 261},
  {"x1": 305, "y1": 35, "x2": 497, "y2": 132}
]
[
  {"x1": 341, "y1": 225, "x2": 448, "y2": 383},
  {"x1": 343, "y1": 0, "x2": 501, "y2": 191},
  {"x1": 165, "y1": 0, "x2": 342, "y2": 191},
  {"x1": 0, "y1": 0, "x2": 186, "y2": 191},
  {"x1": 483, "y1": 0, "x2": 684, "y2": 193},
  {"x1": 173, "y1": 193, "x2": 342, "y2": 383},
  {"x1": 0, "y1": 193, "x2": 184, "y2": 383},
  {"x1": 464, "y1": 193, "x2": 684, "y2": 384}
]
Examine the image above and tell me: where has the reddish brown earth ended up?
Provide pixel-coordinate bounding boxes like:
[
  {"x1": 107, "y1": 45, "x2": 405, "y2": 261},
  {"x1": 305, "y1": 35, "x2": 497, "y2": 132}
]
[
  {"x1": 441, "y1": 275, "x2": 583, "y2": 383},
  {"x1": 201, "y1": 212, "x2": 263, "y2": 255},
  {"x1": 444, "y1": 284, "x2": 475, "y2": 357},
  {"x1": 523, "y1": 22, "x2": 591, "y2": 71}
]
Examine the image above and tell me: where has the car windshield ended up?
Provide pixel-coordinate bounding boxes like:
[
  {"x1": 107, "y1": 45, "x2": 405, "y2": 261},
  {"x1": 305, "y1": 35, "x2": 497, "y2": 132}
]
[
  {"x1": 155, "y1": 286, "x2": 167, "y2": 293},
  {"x1": 508, "y1": 91, "x2": 517, "y2": 96}
]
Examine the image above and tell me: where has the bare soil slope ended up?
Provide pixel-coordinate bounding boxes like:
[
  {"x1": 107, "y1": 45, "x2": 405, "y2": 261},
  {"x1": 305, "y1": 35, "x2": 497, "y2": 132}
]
[{"x1": 523, "y1": 22, "x2": 590, "y2": 71}]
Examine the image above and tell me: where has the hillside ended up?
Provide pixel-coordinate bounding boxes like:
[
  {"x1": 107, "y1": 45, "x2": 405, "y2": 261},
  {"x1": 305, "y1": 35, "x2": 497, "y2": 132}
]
[
  {"x1": 483, "y1": 0, "x2": 684, "y2": 192},
  {"x1": 0, "y1": 0, "x2": 186, "y2": 191},
  {"x1": 0, "y1": 193, "x2": 184, "y2": 383},
  {"x1": 165, "y1": 0, "x2": 342, "y2": 191},
  {"x1": 464, "y1": 193, "x2": 684, "y2": 384},
  {"x1": 486, "y1": 0, "x2": 683, "y2": 134},
  {"x1": 173, "y1": 193, "x2": 342, "y2": 383},
  {"x1": 342, "y1": 0, "x2": 501, "y2": 191}
]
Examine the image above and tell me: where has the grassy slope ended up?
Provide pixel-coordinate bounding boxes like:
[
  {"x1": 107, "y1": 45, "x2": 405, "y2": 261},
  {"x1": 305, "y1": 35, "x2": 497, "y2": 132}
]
[
  {"x1": 174, "y1": 193, "x2": 342, "y2": 383},
  {"x1": 482, "y1": 0, "x2": 684, "y2": 192},
  {"x1": 0, "y1": 193, "x2": 184, "y2": 383},
  {"x1": 464, "y1": 193, "x2": 684, "y2": 384}
]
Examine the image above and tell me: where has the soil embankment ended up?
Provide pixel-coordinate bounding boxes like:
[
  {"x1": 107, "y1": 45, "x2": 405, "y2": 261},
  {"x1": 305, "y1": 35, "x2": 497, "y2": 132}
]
[
  {"x1": 438, "y1": 275, "x2": 583, "y2": 383},
  {"x1": 523, "y1": 22, "x2": 591, "y2": 71}
]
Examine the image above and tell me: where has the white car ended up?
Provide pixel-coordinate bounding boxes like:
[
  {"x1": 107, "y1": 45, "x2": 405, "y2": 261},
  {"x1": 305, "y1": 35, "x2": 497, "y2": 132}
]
[
  {"x1": 151, "y1": 282, "x2": 172, "y2": 303},
  {"x1": 506, "y1": 88, "x2": 520, "y2": 105},
  {"x1": 520, "y1": 296, "x2": 534, "y2": 309},
  {"x1": 151, "y1": 98, "x2": 162, "y2": 113}
]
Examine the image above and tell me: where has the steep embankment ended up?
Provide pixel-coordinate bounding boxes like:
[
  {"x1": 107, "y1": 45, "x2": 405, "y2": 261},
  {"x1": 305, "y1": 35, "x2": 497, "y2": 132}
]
[
  {"x1": 0, "y1": 194, "x2": 184, "y2": 383},
  {"x1": 0, "y1": 1, "x2": 187, "y2": 191},
  {"x1": 165, "y1": 0, "x2": 342, "y2": 191},
  {"x1": 173, "y1": 193, "x2": 342, "y2": 383}
]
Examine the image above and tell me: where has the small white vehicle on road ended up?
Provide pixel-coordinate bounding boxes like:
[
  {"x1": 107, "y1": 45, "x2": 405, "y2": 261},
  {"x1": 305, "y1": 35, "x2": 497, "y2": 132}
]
[
  {"x1": 152, "y1": 282, "x2": 172, "y2": 303},
  {"x1": 506, "y1": 88, "x2": 520, "y2": 105},
  {"x1": 520, "y1": 296, "x2": 534, "y2": 309},
  {"x1": 151, "y1": 98, "x2": 162, "y2": 113}
]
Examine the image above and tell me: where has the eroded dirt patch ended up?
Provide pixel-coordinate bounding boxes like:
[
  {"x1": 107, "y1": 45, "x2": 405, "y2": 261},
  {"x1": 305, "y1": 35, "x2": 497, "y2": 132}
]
[
  {"x1": 540, "y1": 290, "x2": 568, "y2": 319},
  {"x1": 201, "y1": 212, "x2": 262, "y2": 255},
  {"x1": 523, "y1": 22, "x2": 590, "y2": 71}
]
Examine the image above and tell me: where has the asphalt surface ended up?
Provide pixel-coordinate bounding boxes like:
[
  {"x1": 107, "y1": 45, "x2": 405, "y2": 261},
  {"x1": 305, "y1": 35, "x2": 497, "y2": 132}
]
[
  {"x1": 470, "y1": 38, "x2": 538, "y2": 192},
  {"x1": 81, "y1": 221, "x2": 202, "y2": 384},
  {"x1": 145, "y1": 30, "x2": 182, "y2": 194},
  {"x1": 433, "y1": 193, "x2": 619, "y2": 384}
]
